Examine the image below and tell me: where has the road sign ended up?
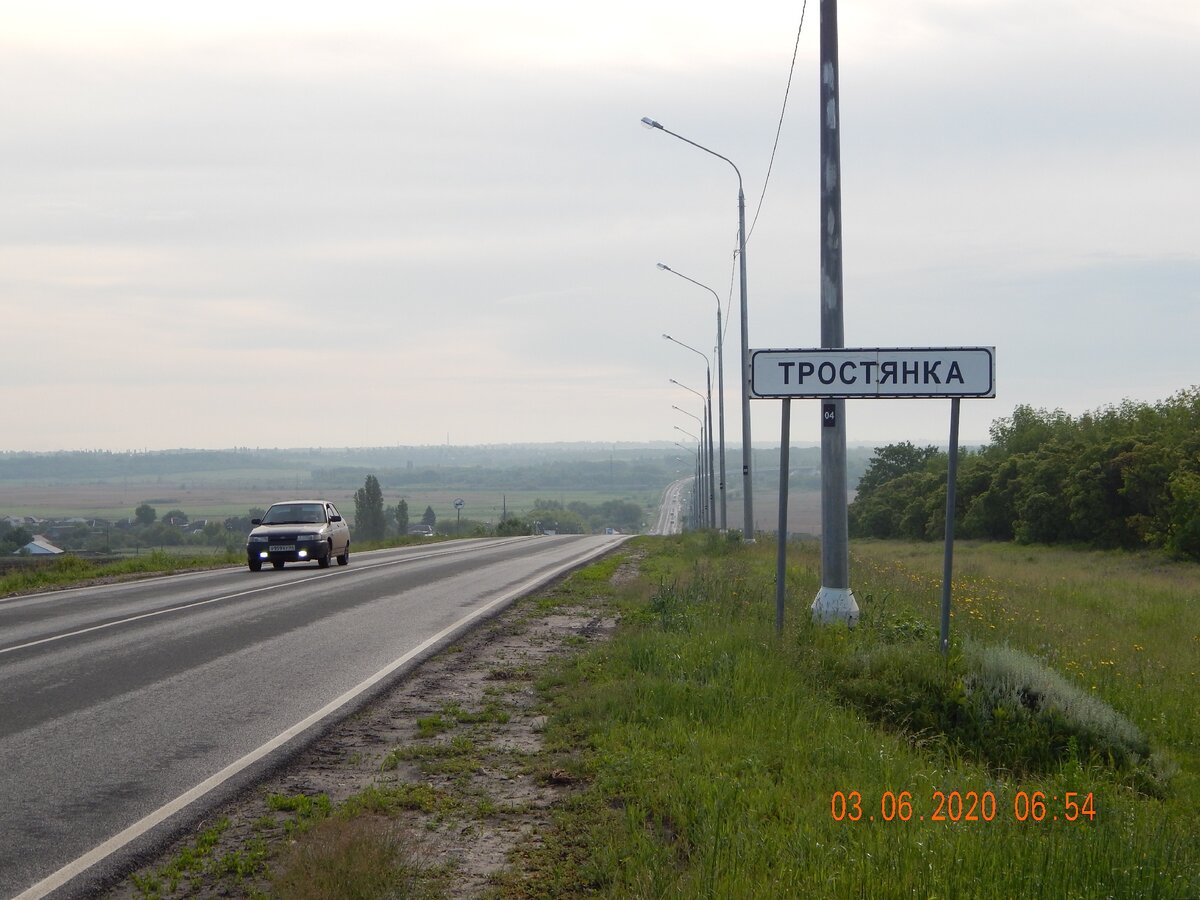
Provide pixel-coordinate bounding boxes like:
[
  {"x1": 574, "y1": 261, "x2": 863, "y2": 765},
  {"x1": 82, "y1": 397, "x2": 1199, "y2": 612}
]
[
  {"x1": 454, "y1": 498, "x2": 465, "y2": 509},
  {"x1": 750, "y1": 346, "x2": 994, "y2": 399}
]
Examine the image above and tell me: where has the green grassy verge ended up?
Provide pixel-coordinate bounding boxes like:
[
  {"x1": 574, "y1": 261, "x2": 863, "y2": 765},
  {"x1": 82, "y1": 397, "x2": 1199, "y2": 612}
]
[
  {"x1": 117, "y1": 534, "x2": 1198, "y2": 898},
  {"x1": 0, "y1": 550, "x2": 243, "y2": 596},
  {"x1": 491, "y1": 535, "x2": 1197, "y2": 898}
]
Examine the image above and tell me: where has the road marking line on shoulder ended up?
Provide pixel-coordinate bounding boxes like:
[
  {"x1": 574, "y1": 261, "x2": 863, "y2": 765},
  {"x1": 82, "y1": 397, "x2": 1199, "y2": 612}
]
[{"x1": 14, "y1": 536, "x2": 625, "y2": 900}]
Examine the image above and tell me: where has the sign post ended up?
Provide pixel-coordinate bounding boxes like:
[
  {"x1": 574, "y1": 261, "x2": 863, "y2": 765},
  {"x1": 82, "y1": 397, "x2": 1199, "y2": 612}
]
[
  {"x1": 940, "y1": 400, "x2": 961, "y2": 654},
  {"x1": 454, "y1": 498, "x2": 465, "y2": 536},
  {"x1": 750, "y1": 346, "x2": 994, "y2": 644},
  {"x1": 751, "y1": 347, "x2": 995, "y2": 400}
]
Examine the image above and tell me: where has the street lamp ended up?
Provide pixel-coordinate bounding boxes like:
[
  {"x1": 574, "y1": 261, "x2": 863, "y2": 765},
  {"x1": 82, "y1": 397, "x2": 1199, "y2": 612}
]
[
  {"x1": 658, "y1": 262, "x2": 727, "y2": 531},
  {"x1": 673, "y1": 434, "x2": 703, "y2": 530},
  {"x1": 669, "y1": 376, "x2": 716, "y2": 531},
  {"x1": 642, "y1": 116, "x2": 753, "y2": 540},
  {"x1": 664, "y1": 333, "x2": 716, "y2": 530},
  {"x1": 671, "y1": 402, "x2": 712, "y2": 529}
]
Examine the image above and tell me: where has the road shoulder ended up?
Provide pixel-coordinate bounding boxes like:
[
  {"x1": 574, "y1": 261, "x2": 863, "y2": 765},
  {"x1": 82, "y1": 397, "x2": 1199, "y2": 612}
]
[{"x1": 106, "y1": 548, "x2": 637, "y2": 898}]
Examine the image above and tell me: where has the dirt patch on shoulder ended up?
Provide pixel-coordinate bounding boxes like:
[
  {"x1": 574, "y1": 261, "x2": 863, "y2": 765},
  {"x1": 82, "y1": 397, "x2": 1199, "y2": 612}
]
[{"x1": 109, "y1": 550, "x2": 637, "y2": 899}]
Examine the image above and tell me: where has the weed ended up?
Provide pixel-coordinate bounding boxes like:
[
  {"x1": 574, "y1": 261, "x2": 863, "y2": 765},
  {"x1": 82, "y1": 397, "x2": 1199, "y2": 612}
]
[
  {"x1": 416, "y1": 713, "x2": 453, "y2": 737},
  {"x1": 267, "y1": 792, "x2": 332, "y2": 835},
  {"x1": 269, "y1": 817, "x2": 417, "y2": 900},
  {"x1": 340, "y1": 783, "x2": 454, "y2": 816}
]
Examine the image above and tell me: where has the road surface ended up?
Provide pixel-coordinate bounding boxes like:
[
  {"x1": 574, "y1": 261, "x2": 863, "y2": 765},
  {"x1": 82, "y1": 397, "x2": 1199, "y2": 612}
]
[
  {"x1": 0, "y1": 535, "x2": 623, "y2": 899},
  {"x1": 650, "y1": 477, "x2": 690, "y2": 535}
]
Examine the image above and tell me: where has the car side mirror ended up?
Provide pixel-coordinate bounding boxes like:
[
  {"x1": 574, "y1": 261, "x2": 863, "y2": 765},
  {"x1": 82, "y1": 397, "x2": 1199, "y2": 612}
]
[
  {"x1": 251, "y1": 518, "x2": 262, "y2": 526},
  {"x1": 330, "y1": 515, "x2": 342, "y2": 522}
]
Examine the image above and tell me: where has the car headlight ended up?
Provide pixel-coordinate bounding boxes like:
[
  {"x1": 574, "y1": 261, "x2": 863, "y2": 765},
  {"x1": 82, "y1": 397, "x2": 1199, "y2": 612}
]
[
  {"x1": 296, "y1": 533, "x2": 323, "y2": 542},
  {"x1": 248, "y1": 535, "x2": 269, "y2": 543}
]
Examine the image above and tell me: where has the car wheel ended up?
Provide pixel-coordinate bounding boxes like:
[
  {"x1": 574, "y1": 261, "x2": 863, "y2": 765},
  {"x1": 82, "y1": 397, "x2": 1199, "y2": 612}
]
[
  {"x1": 337, "y1": 542, "x2": 350, "y2": 566},
  {"x1": 317, "y1": 545, "x2": 331, "y2": 568},
  {"x1": 248, "y1": 559, "x2": 262, "y2": 572},
  {"x1": 272, "y1": 560, "x2": 285, "y2": 570}
]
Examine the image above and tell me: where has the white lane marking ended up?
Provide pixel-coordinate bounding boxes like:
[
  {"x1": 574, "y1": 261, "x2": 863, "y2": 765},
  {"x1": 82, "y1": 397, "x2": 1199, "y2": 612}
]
[
  {"x1": 14, "y1": 536, "x2": 624, "y2": 900},
  {"x1": 0, "y1": 538, "x2": 535, "y2": 656}
]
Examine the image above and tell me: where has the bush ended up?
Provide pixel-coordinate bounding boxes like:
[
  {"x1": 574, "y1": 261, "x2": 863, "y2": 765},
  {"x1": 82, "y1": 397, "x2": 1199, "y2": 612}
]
[
  {"x1": 964, "y1": 644, "x2": 1150, "y2": 769},
  {"x1": 815, "y1": 616, "x2": 1168, "y2": 792}
]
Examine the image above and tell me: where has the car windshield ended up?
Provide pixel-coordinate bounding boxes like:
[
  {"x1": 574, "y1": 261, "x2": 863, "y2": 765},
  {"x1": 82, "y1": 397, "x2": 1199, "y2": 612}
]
[{"x1": 261, "y1": 504, "x2": 326, "y2": 525}]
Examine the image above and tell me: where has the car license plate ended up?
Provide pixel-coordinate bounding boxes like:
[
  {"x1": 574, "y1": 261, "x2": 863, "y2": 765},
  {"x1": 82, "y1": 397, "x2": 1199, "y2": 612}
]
[{"x1": 269, "y1": 544, "x2": 295, "y2": 552}]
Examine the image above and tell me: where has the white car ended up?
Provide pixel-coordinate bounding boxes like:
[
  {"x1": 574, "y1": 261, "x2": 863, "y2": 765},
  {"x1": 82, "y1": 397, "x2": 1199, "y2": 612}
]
[{"x1": 245, "y1": 500, "x2": 351, "y2": 571}]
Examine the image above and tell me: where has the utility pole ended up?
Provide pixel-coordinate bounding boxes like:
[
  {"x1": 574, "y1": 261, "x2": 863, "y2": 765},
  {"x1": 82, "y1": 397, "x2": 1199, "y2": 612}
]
[{"x1": 811, "y1": 0, "x2": 860, "y2": 625}]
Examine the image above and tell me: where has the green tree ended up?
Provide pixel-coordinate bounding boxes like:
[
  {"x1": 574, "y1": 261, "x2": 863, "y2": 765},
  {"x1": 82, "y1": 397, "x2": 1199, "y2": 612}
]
[
  {"x1": 394, "y1": 499, "x2": 409, "y2": 535},
  {"x1": 162, "y1": 509, "x2": 189, "y2": 526},
  {"x1": 854, "y1": 442, "x2": 941, "y2": 496},
  {"x1": 421, "y1": 505, "x2": 437, "y2": 528},
  {"x1": 134, "y1": 503, "x2": 157, "y2": 526},
  {"x1": 0, "y1": 522, "x2": 33, "y2": 554},
  {"x1": 353, "y1": 475, "x2": 386, "y2": 541},
  {"x1": 1164, "y1": 471, "x2": 1200, "y2": 559},
  {"x1": 496, "y1": 517, "x2": 531, "y2": 536}
]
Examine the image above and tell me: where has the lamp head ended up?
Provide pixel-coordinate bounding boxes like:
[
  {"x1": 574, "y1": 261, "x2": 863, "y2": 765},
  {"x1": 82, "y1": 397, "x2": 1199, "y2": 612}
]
[
  {"x1": 640, "y1": 116, "x2": 663, "y2": 129},
  {"x1": 656, "y1": 262, "x2": 670, "y2": 271},
  {"x1": 662, "y1": 333, "x2": 672, "y2": 341}
]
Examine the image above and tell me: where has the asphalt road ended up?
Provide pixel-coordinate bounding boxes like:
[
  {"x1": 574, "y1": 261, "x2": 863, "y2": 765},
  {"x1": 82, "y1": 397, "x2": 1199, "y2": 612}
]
[
  {"x1": 0, "y1": 534, "x2": 624, "y2": 899},
  {"x1": 650, "y1": 477, "x2": 689, "y2": 535}
]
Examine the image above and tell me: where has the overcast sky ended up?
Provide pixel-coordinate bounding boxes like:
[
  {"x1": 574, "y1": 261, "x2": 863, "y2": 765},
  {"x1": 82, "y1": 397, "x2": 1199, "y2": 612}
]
[{"x1": 3, "y1": 0, "x2": 1197, "y2": 452}]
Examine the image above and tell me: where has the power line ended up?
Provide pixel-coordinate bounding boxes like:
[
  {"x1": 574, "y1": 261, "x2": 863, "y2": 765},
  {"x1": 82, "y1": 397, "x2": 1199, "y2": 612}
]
[
  {"x1": 722, "y1": 3, "x2": 809, "y2": 344},
  {"x1": 748, "y1": 1, "x2": 808, "y2": 241}
]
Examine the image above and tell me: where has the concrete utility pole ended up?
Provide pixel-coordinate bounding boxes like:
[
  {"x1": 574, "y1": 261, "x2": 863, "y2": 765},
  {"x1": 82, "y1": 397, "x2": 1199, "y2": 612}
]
[{"x1": 811, "y1": 0, "x2": 860, "y2": 625}]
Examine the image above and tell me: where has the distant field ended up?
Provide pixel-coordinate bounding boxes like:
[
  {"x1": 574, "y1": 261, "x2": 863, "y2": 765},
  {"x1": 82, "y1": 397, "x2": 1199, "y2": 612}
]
[
  {"x1": 0, "y1": 480, "x2": 815, "y2": 537},
  {"x1": 0, "y1": 483, "x2": 665, "y2": 526},
  {"x1": 750, "y1": 487, "x2": 823, "y2": 536}
]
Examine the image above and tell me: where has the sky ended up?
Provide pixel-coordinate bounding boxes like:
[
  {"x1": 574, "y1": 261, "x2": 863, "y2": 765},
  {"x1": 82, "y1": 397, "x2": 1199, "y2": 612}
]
[{"x1": 3, "y1": 0, "x2": 1198, "y2": 452}]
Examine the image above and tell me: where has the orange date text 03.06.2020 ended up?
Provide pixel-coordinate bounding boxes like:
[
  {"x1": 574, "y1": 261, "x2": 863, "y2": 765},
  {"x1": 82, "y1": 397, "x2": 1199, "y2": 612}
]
[{"x1": 830, "y1": 790, "x2": 1096, "y2": 824}]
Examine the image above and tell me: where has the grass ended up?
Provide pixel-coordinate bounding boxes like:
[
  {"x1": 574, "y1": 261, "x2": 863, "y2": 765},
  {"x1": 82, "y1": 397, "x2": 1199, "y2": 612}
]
[
  {"x1": 123, "y1": 534, "x2": 1199, "y2": 898},
  {"x1": 851, "y1": 540, "x2": 1199, "y2": 802},
  {"x1": 0, "y1": 549, "x2": 242, "y2": 596},
  {"x1": 490, "y1": 535, "x2": 1199, "y2": 898},
  {"x1": 269, "y1": 817, "x2": 425, "y2": 900}
]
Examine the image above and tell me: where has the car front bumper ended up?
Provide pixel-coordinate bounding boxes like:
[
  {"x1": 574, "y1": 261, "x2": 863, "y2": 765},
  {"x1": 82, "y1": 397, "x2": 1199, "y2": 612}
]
[{"x1": 246, "y1": 540, "x2": 329, "y2": 564}]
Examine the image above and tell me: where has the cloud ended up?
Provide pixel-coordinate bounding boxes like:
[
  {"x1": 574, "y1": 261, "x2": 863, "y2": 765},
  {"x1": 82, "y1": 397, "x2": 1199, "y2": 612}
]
[{"x1": 1, "y1": 1, "x2": 1197, "y2": 451}]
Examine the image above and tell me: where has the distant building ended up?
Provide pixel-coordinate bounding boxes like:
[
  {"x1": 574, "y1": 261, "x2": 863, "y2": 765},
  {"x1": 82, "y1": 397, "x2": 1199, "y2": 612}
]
[{"x1": 16, "y1": 536, "x2": 64, "y2": 555}]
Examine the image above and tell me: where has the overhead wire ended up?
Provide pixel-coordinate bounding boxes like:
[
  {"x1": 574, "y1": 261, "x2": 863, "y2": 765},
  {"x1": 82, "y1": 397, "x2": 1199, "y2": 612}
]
[{"x1": 722, "y1": 1, "x2": 808, "y2": 345}]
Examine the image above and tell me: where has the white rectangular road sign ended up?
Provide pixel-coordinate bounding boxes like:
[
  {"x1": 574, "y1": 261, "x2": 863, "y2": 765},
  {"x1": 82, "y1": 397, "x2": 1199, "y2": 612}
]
[{"x1": 750, "y1": 346, "x2": 995, "y2": 399}]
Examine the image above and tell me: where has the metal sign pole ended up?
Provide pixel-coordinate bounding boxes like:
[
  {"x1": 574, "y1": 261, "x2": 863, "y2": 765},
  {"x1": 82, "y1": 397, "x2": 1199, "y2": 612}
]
[
  {"x1": 776, "y1": 399, "x2": 791, "y2": 633},
  {"x1": 940, "y1": 398, "x2": 961, "y2": 654}
]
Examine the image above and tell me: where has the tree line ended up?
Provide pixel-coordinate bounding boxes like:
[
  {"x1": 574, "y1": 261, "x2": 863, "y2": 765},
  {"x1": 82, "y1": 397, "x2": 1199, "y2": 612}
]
[
  {"x1": 848, "y1": 387, "x2": 1200, "y2": 560},
  {"x1": 349, "y1": 477, "x2": 647, "y2": 540}
]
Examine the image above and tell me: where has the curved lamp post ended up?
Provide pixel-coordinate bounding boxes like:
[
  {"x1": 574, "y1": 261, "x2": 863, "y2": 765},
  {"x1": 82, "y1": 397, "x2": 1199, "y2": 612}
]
[
  {"x1": 643, "y1": 116, "x2": 753, "y2": 540},
  {"x1": 672, "y1": 443, "x2": 699, "y2": 530},
  {"x1": 668, "y1": 372, "x2": 716, "y2": 531},
  {"x1": 671, "y1": 403, "x2": 713, "y2": 529},
  {"x1": 671, "y1": 407, "x2": 708, "y2": 529},
  {"x1": 657, "y1": 263, "x2": 727, "y2": 531},
  {"x1": 664, "y1": 333, "x2": 716, "y2": 530},
  {"x1": 673, "y1": 428, "x2": 704, "y2": 530}
]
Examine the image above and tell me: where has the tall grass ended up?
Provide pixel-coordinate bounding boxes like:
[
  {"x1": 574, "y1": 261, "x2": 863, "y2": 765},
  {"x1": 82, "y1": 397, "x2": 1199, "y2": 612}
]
[
  {"x1": 498, "y1": 535, "x2": 1198, "y2": 898},
  {"x1": 852, "y1": 540, "x2": 1200, "y2": 804}
]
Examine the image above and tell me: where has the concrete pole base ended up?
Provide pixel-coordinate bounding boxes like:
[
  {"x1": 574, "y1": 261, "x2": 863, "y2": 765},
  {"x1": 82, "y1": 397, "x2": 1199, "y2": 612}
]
[{"x1": 811, "y1": 586, "x2": 860, "y2": 626}]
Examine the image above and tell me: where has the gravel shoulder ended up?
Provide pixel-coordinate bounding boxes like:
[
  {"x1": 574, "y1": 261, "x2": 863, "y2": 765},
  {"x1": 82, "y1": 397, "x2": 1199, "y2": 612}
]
[{"x1": 106, "y1": 549, "x2": 637, "y2": 898}]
